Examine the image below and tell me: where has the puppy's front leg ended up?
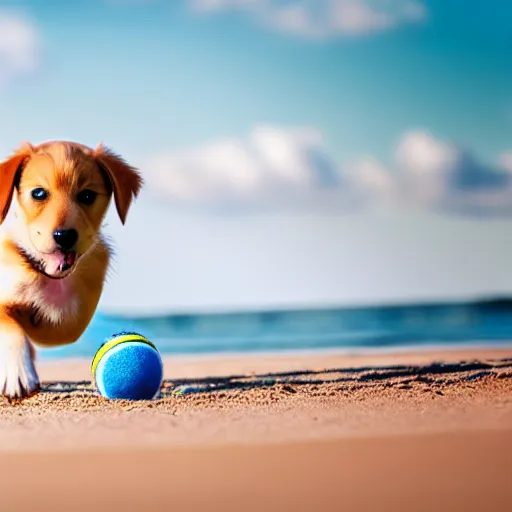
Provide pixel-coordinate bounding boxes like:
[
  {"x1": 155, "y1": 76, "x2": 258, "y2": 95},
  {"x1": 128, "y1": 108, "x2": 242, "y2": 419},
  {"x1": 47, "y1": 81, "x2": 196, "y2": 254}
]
[{"x1": 0, "y1": 311, "x2": 39, "y2": 400}]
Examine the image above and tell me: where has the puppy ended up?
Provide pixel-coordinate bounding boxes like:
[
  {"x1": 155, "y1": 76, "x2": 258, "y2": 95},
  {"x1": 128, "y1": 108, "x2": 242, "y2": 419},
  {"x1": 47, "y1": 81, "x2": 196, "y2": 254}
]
[{"x1": 0, "y1": 141, "x2": 142, "y2": 399}]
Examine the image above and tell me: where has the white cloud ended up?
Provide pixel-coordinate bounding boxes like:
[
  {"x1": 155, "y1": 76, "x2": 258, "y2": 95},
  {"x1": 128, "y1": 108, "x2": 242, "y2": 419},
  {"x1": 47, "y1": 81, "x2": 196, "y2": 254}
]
[
  {"x1": 101, "y1": 128, "x2": 512, "y2": 314},
  {"x1": 141, "y1": 126, "x2": 512, "y2": 217},
  {"x1": 189, "y1": 0, "x2": 427, "y2": 38},
  {"x1": 143, "y1": 125, "x2": 387, "y2": 213},
  {"x1": 0, "y1": 11, "x2": 39, "y2": 84},
  {"x1": 395, "y1": 130, "x2": 512, "y2": 216},
  {"x1": 500, "y1": 152, "x2": 512, "y2": 173},
  {"x1": 348, "y1": 156, "x2": 396, "y2": 202}
]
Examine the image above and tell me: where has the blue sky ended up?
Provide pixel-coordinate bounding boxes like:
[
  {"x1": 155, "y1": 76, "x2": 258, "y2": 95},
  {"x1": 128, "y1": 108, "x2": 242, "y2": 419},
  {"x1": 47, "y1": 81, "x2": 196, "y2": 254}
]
[
  {"x1": 2, "y1": 0, "x2": 512, "y2": 161},
  {"x1": 1, "y1": 0, "x2": 512, "y2": 313}
]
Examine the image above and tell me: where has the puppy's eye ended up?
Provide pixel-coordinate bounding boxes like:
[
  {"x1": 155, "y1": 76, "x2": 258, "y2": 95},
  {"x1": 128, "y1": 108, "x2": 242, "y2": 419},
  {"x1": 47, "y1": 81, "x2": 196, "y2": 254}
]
[
  {"x1": 77, "y1": 189, "x2": 97, "y2": 206},
  {"x1": 31, "y1": 188, "x2": 49, "y2": 201}
]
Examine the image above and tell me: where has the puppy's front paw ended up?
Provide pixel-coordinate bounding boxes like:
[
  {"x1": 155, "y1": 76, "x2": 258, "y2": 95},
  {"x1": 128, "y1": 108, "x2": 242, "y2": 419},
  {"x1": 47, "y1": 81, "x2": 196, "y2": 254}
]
[{"x1": 0, "y1": 338, "x2": 40, "y2": 400}]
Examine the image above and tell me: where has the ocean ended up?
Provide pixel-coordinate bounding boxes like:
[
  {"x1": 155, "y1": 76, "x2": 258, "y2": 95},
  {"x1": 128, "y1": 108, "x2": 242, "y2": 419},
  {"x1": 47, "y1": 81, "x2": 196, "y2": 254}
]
[{"x1": 39, "y1": 298, "x2": 512, "y2": 360}]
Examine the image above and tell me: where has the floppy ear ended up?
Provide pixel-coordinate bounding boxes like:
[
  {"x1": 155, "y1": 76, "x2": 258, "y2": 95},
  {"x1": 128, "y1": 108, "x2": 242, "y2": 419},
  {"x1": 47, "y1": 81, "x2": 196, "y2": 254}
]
[
  {"x1": 94, "y1": 143, "x2": 143, "y2": 225},
  {"x1": 0, "y1": 143, "x2": 33, "y2": 224}
]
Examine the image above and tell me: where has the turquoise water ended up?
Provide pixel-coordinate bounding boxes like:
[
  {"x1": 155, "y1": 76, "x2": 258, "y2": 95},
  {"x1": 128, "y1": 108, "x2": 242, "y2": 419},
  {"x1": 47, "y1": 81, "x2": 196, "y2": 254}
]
[{"x1": 39, "y1": 298, "x2": 512, "y2": 360}]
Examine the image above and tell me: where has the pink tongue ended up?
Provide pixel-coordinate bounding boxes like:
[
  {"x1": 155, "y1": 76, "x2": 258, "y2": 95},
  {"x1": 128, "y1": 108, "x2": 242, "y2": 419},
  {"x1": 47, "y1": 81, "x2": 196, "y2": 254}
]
[{"x1": 46, "y1": 252, "x2": 76, "y2": 274}]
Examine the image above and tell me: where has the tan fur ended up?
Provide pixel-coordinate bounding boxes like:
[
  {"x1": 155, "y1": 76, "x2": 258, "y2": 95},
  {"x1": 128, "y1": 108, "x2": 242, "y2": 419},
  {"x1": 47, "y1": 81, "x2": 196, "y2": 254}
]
[{"x1": 0, "y1": 141, "x2": 142, "y2": 399}]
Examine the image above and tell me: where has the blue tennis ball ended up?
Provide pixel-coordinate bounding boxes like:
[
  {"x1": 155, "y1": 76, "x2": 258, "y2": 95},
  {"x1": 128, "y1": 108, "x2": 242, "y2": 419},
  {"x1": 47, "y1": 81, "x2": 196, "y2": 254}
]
[{"x1": 91, "y1": 332, "x2": 163, "y2": 400}]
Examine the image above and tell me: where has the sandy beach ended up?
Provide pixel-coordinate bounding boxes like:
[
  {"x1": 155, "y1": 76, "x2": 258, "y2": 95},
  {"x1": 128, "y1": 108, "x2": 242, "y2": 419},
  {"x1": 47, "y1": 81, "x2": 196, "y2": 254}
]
[{"x1": 1, "y1": 347, "x2": 511, "y2": 511}]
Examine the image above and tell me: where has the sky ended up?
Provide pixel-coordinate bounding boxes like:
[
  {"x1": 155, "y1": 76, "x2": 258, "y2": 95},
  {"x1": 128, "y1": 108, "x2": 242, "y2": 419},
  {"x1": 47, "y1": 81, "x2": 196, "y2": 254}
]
[{"x1": 1, "y1": 0, "x2": 512, "y2": 314}]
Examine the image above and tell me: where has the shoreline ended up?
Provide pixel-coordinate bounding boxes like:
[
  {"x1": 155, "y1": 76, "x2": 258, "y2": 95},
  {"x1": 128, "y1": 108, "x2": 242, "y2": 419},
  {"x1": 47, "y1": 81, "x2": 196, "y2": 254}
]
[
  {"x1": 37, "y1": 340, "x2": 512, "y2": 361},
  {"x1": 36, "y1": 344, "x2": 512, "y2": 382}
]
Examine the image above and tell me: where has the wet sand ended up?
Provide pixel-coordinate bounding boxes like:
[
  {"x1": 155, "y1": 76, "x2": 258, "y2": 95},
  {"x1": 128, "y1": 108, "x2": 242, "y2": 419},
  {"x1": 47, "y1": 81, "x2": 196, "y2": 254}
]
[{"x1": 0, "y1": 347, "x2": 511, "y2": 511}]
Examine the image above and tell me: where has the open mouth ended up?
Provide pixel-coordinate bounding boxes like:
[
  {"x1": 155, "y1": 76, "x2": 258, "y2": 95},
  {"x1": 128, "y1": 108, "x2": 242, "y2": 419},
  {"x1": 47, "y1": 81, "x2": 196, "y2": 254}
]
[{"x1": 18, "y1": 247, "x2": 78, "y2": 280}]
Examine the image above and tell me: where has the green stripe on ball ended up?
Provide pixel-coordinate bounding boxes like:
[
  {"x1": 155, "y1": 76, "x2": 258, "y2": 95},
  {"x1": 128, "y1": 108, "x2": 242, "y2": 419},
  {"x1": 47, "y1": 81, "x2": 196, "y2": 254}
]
[{"x1": 92, "y1": 332, "x2": 163, "y2": 400}]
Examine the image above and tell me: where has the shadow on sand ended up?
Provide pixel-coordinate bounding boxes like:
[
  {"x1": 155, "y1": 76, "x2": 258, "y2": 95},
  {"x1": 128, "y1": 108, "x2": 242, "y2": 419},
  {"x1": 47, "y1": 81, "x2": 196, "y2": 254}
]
[{"x1": 40, "y1": 357, "x2": 512, "y2": 396}]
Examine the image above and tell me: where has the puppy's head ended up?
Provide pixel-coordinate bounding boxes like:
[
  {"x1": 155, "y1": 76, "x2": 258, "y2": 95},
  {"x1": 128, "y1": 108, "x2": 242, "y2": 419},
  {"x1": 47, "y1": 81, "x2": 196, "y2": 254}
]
[{"x1": 0, "y1": 141, "x2": 142, "y2": 279}]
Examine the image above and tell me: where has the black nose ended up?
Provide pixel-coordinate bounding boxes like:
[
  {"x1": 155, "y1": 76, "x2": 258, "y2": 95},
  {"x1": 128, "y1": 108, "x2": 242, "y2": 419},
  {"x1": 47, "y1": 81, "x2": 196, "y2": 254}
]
[{"x1": 53, "y1": 229, "x2": 78, "y2": 251}]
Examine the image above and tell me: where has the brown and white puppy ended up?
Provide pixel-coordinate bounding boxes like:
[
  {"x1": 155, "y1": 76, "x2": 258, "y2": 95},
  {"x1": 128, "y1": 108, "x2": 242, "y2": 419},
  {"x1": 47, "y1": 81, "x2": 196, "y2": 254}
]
[{"x1": 0, "y1": 141, "x2": 142, "y2": 399}]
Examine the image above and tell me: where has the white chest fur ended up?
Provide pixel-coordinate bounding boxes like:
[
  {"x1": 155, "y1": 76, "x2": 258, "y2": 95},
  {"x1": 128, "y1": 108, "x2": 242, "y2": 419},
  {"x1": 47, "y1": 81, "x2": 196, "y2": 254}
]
[
  {"x1": 31, "y1": 277, "x2": 80, "y2": 324},
  {"x1": 0, "y1": 249, "x2": 79, "y2": 326}
]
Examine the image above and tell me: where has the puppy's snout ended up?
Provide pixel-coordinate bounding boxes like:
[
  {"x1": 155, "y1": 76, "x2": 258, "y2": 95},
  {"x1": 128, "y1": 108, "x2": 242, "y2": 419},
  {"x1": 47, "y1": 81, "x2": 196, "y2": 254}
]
[{"x1": 53, "y1": 229, "x2": 78, "y2": 251}]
